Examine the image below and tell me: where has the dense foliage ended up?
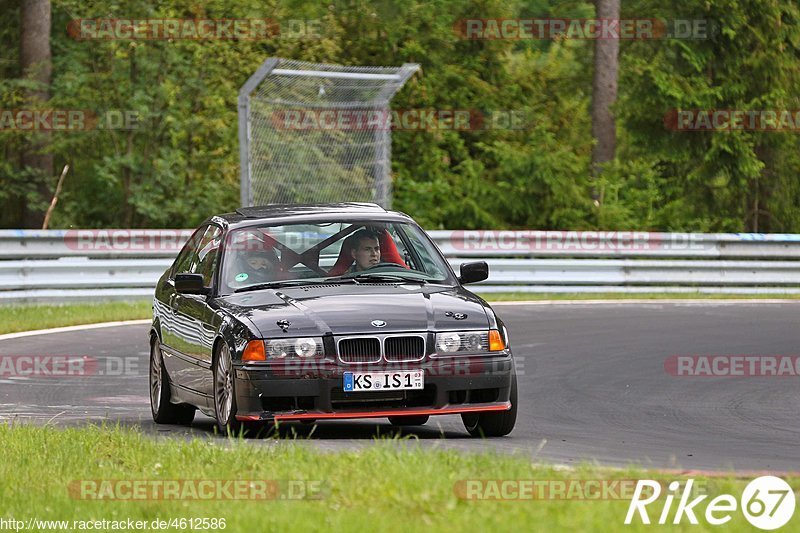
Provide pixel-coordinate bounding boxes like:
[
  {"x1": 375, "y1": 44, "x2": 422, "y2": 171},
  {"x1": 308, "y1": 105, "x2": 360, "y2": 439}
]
[{"x1": 1, "y1": 0, "x2": 799, "y2": 230}]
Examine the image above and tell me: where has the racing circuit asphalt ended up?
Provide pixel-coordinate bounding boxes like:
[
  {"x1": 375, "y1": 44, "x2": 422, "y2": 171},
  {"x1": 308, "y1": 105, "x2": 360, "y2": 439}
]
[{"x1": 1, "y1": 301, "x2": 798, "y2": 472}]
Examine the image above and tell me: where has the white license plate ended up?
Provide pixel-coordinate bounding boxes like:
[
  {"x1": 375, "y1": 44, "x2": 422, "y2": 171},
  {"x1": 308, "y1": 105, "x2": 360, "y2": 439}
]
[{"x1": 343, "y1": 370, "x2": 424, "y2": 392}]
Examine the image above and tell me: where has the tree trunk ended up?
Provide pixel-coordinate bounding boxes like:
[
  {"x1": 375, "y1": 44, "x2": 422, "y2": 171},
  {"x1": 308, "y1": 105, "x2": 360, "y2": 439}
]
[
  {"x1": 590, "y1": 0, "x2": 620, "y2": 204},
  {"x1": 20, "y1": 0, "x2": 53, "y2": 228}
]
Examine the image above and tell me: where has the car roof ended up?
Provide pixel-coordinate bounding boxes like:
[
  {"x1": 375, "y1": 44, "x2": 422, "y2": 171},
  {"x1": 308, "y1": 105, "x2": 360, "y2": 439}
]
[{"x1": 209, "y1": 202, "x2": 412, "y2": 229}]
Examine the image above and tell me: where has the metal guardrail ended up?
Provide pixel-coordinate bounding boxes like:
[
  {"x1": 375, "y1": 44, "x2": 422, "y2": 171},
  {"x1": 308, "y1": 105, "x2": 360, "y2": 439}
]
[
  {"x1": 2, "y1": 229, "x2": 800, "y2": 304},
  {"x1": 0, "y1": 229, "x2": 193, "y2": 259}
]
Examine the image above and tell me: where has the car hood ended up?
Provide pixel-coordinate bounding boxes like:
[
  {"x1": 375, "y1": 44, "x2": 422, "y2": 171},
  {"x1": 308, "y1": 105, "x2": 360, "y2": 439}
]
[{"x1": 216, "y1": 284, "x2": 491, "y2": 337}]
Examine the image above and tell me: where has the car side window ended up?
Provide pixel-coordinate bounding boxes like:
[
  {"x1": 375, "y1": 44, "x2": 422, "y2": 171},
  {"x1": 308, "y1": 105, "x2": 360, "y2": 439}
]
[
  {"x1": 172, "y1": 226, "x2": 206, "y2": 277},
  {"x1": 193, "y1": 225, "x2": 223, "y2": 286}
]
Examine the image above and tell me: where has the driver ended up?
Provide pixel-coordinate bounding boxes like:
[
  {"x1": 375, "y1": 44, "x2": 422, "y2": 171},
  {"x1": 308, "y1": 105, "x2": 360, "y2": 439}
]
[{"x1": 349, "y1": 229, "x2": 381, "y2": 272}]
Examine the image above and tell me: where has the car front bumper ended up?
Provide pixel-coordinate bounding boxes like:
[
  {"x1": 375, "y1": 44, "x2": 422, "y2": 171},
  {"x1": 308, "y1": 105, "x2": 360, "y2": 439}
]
[{"x1": 232, "y1": 352, "x2": 515, "y2": 422}]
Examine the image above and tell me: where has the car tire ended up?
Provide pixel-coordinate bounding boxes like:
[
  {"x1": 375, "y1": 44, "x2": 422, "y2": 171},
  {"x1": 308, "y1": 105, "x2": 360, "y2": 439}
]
[
  {"x1": 388, "y1": 415, "x2": 429, "y2": 426},
  {"x1": 150, "y1": 338, "x2": 195, "y2": 425},
  {"x1": 213, "y1": 341, "x2": 242, "y2": 435},
  {"x1": 462, "y1": 373, "x2": 517, "y2": 437}
]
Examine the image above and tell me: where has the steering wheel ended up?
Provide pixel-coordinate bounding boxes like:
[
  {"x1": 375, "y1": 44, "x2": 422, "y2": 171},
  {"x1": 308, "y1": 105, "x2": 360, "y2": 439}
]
[{"x1": 364, "y1": 262, "x2": 407, "y2": 270}]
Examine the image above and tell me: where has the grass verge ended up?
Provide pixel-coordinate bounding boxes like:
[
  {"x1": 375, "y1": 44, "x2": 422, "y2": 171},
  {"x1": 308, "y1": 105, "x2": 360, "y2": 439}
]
[
  {"x1": 0, "y1": 301, "x2": 151, "y2": 335},
  {"x1": 0, "y1": 425, "x2": 781, "y2": 532}
]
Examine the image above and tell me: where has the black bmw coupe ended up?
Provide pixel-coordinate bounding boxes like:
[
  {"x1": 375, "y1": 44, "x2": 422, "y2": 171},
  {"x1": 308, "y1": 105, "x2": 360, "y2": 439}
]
[{"x1": 149, "y1": 203, "x2": 518, "y2": 436}]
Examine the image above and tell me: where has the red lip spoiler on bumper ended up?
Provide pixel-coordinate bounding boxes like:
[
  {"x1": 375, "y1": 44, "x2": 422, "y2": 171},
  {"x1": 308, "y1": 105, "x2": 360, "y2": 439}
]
[{"x1": 235, "y1": 402, "x2": 512, "y2": 422}]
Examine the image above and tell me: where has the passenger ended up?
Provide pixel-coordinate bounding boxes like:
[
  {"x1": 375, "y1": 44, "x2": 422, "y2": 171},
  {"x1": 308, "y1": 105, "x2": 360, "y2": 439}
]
[{"x1": 232, "y1": 244, "x2": 279, "y2": 286}]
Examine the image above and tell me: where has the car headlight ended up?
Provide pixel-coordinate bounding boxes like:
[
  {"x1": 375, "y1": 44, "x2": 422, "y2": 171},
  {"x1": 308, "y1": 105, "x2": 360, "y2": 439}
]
[
  {"x1": 265, "y1": 337, "x2": 323, "y2": 359},
  {"x1": 434, "y1": 330, "x2": 506, "y2": 355}
]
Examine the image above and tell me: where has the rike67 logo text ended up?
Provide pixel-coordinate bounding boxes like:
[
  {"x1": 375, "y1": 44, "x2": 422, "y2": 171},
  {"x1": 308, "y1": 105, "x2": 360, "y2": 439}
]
[{"x1": 625, "y1": 476, "x2": 795, "y2": 530}]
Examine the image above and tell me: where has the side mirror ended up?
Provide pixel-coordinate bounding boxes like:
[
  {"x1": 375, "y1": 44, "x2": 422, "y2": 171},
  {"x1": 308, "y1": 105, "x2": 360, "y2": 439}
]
[
  {"x1": 175, "y1": 273, "x2": 210, "y2": 295},
  {"x1": 459, "y1": 261, "x2": 489, "y2": 285}
]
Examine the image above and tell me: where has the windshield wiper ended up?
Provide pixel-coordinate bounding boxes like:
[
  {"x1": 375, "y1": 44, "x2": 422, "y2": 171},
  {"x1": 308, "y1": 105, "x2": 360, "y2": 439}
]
[{"x1": 233, "y1": 279, "x2": 355, "y2": 293}]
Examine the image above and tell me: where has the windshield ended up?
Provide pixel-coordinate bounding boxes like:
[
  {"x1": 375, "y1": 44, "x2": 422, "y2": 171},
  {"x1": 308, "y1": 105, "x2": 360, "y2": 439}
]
[{"x1": 218, "y1": 219, "x2": 455, "y2": 294}]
